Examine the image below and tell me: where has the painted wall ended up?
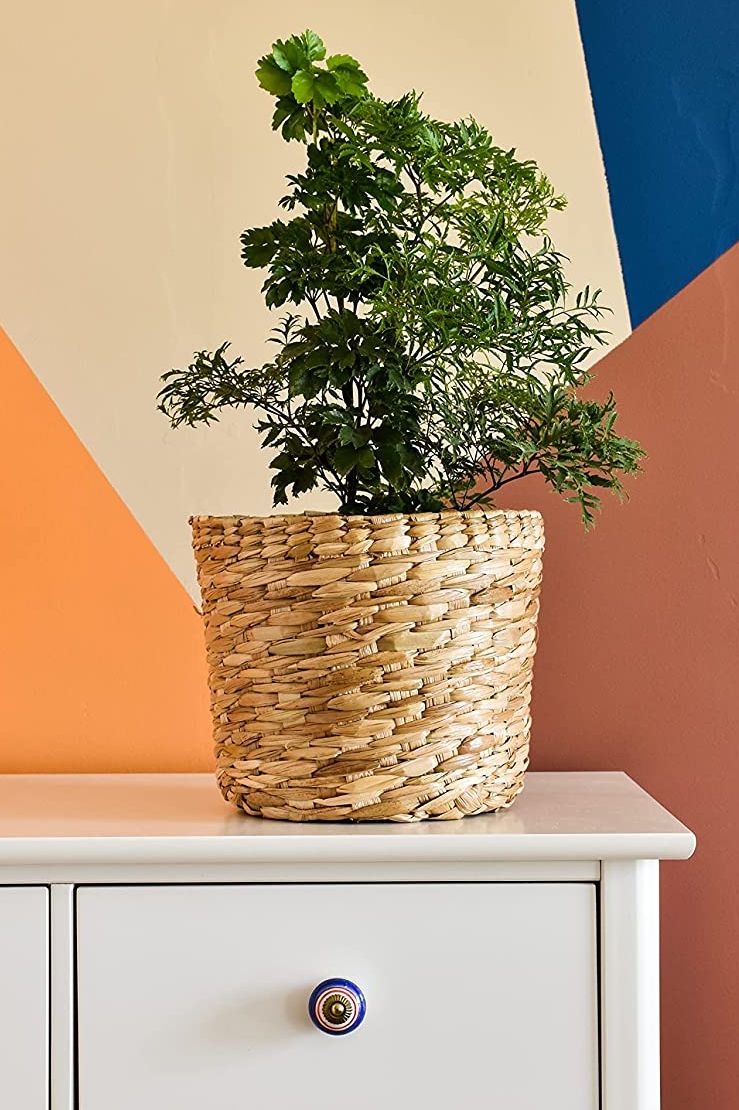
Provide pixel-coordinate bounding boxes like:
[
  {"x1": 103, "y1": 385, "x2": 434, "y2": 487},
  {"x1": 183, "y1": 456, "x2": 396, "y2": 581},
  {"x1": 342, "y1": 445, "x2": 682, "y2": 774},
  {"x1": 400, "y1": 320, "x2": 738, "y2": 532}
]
[
  {"x1": 1, "y1": 1, "x2": 737, "y2": 1105},
  {"x1": 497, "y1": 244, "x2": 739, "y2": 1109},
  {"x1": 0, "y1": 0, "x2": 627, "y2": 600},
  {"x1": 576, "y1": 0, "x2": 739, "y2": 326}
]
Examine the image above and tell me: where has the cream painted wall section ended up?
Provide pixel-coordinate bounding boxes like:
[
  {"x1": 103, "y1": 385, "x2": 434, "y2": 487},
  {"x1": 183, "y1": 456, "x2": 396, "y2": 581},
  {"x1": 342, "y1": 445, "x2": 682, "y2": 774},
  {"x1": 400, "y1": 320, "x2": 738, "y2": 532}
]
[{"x1": 0, "y1": 0, "x2": 628, "y2": 598}]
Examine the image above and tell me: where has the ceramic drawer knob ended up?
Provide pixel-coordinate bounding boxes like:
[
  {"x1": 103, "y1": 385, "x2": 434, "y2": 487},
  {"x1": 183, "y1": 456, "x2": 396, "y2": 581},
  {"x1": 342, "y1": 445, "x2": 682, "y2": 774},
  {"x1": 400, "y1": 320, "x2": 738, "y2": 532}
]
[{"x1": 308, "y1": 978, "x2": 366, "y2": 1035}]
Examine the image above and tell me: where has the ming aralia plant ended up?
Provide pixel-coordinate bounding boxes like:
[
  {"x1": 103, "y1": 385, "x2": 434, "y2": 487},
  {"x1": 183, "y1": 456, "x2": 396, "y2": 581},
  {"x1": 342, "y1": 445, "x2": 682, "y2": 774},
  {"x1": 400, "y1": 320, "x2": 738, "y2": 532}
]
[{"x1": 159, "y1": 29, "x2": 643, "y2": 524}]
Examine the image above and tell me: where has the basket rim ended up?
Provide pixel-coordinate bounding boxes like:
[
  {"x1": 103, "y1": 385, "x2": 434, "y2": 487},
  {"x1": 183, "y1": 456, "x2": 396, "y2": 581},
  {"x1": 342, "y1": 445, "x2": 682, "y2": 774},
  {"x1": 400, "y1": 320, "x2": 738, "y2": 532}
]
[{"x1": 189, "y1": 508, "x2": 543, "y2": 527}]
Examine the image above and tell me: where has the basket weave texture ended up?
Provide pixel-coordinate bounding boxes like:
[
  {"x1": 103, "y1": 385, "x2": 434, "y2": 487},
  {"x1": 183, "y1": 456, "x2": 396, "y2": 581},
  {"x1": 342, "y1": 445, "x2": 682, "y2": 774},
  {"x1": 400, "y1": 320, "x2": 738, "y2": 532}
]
[{"x1": 191, "y1": 509, "x2": 544, "y2": 822}]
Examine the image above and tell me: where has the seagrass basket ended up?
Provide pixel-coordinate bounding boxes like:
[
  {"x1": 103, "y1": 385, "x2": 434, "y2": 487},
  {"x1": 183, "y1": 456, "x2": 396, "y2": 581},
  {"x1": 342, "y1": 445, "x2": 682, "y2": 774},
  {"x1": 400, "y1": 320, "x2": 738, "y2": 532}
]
[{"x1": 191, "y1": 509, "x2": 544, "y2": 822}]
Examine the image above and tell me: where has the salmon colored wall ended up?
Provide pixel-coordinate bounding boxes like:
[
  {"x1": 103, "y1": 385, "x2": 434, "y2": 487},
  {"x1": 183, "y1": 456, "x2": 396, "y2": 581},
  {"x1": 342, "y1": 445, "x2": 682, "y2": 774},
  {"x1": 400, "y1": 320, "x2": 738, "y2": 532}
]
[{"x1": 497, "y1": 243, "x2": 739, "y2": 1109}]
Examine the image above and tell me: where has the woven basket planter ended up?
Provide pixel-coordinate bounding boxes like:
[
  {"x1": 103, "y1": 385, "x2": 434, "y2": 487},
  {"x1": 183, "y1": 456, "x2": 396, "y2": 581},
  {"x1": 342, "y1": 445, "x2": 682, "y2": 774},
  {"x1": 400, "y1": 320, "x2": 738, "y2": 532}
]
[{"x1": 191, "y1": 509, "x2": 544, "y2": 822}]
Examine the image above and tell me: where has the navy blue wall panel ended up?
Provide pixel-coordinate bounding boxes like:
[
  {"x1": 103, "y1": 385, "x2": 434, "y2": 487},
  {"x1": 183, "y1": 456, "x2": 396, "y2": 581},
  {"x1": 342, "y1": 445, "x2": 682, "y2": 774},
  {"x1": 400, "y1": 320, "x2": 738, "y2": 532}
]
[{"x1": 576, "y1": 0, "x2": 739, "y2": 326}]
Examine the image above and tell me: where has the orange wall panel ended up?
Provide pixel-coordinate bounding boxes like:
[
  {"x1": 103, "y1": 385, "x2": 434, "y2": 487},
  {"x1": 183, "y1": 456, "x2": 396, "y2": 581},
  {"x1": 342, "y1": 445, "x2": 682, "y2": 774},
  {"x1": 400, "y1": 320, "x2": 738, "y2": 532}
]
[{"x1": 0, "y1": 330, "x2": 212, "y2": 772}]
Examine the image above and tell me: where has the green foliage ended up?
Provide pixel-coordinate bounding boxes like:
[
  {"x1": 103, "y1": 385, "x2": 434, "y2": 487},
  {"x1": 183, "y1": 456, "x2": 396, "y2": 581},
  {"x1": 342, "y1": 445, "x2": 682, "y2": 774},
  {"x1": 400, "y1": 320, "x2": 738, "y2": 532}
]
[{"x1": 159, "y1": 29, "x2": 643, "y2": 522}]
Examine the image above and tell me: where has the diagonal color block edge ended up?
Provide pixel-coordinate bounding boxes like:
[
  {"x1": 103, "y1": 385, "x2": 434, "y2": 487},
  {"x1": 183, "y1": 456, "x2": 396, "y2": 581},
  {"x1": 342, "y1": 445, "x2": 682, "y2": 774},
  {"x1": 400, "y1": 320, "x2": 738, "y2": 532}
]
[
  {"x1": 0, "y1": 0, "x2": 630, "y2": 599},
  {"x1": 576, "y1": 0, "x2": 739, "y2": 327},
  {"x1": 0, "y1": 328, "x2": 212, "y2": 772}
]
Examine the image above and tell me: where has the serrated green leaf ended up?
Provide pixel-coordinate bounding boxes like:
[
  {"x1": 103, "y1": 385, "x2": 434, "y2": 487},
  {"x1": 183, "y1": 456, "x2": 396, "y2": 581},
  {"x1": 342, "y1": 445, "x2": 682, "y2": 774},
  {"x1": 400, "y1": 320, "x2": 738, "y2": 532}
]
[
  {"x1": 326, "y1": 53, "x2": 360, "y2": 71},
  {"x1": 271, "y1": 36, "x2": 306, "y2": 72},
  {"x1": 291, "y1": 69, "x2": 316, "y2": 104},
  {"x1": 372, "y1": 423, "x2": 402, "y2": 446},
  {"x1": 255, "y1": 56, "x2": 292, "y2": 96},
  {"x1": 333, "y1": 69, "x2": 368, "y2": 98},
  {"x1": 301, "y1": 29, "x2": 326, "y2": 61},
  {"x1": 315, "y1": 71, "x2": 341, "y2": 105},
  {"x1": 271, "y1": 96, "x2": 297, "y2": 129},
  {"x1": 269, "y1": 451, "x2": 293, "y2": 470},
  {"x1": 276, "y1": 104, "x2": 308, "y2": 142},
  {"x1": 271, "y1": 46, "x2": 294, "y2": 73},
  {"x1": 334, "y1": 444, "x2": 356, "y2": 474},
  {"x1": 326, "y1": 54, "x2": 368, "y2": 97},
  {"x1": 350, "y1": 426, "x2": 371, "y2": 447},
  {"x1": 240, "y1": 226, "x2": 279, "y2": 267},
  {"x1": 377, "y1": 442, "x2": 402, "y2": 482},
  {"x1": 356, "y1": 445, "x2": 375, "y2": 469}
]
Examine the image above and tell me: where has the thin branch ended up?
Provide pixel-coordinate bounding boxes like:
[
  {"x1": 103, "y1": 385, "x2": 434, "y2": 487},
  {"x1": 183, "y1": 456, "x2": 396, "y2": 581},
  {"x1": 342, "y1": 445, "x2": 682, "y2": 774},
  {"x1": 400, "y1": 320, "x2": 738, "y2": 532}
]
[{"x1": 493, "y1": 467, "x2": 543, "y2": 489}]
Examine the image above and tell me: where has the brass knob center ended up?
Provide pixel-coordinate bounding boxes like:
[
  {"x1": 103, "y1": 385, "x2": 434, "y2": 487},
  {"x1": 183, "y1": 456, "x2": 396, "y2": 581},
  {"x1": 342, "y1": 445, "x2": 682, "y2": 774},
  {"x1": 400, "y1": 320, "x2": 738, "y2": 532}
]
[
  {"x1": 320, "y1": 991, "x2": 355, "y2": 1026},
  {"x1": 309, "y1": 978, "x2": 366, "y2": 1035}
]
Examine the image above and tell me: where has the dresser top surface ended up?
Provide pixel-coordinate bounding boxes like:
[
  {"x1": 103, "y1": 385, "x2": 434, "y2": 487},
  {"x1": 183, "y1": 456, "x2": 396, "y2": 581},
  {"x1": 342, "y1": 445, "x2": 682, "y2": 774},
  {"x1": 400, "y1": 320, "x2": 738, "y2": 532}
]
[{"x1": 0, "y1": 772, "x2": 695, "y2": 864}]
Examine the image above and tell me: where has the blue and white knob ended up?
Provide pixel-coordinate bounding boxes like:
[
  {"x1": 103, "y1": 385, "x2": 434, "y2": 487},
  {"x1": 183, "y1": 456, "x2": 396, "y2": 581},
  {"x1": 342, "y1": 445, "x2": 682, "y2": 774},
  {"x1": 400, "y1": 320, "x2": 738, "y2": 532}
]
[{"x1": 308, "y1": 978, "x2": 366, "y2": 1035}]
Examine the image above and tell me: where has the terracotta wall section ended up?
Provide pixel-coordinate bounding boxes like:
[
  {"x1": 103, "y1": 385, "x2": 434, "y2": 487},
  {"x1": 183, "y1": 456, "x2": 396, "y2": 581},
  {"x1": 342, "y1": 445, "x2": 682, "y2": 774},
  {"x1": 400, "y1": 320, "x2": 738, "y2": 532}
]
[{"x1": 497, "y1": 243, "x2": 739, "y2": 1109}]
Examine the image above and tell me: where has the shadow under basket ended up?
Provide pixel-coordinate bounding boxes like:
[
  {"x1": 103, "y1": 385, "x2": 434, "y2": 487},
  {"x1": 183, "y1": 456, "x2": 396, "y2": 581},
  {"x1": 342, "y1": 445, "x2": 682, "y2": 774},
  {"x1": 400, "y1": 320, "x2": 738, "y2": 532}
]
[{"x1": 190, "y1": 509, "x2": 544, "y2": 822}]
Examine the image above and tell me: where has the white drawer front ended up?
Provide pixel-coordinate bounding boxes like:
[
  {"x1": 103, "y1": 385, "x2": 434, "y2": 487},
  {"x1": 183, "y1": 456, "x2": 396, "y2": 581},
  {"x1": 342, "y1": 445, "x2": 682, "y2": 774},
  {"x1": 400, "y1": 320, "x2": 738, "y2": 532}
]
[
  {"x1": 0, "y1": 886, "x2": 48, "y2": 1109},
  {"x1": 77, "y1": 883, "x2": 598, "y2": 1110}
]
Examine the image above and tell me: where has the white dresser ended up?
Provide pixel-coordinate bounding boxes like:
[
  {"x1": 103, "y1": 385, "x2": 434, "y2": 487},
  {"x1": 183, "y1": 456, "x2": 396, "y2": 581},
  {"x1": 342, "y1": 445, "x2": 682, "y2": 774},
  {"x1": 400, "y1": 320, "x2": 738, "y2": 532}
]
[{"x1": 0, "y1": 772, "x2": 694, "y2": 1110}]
